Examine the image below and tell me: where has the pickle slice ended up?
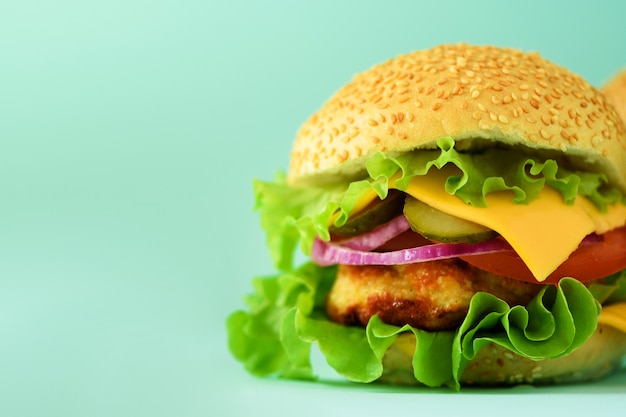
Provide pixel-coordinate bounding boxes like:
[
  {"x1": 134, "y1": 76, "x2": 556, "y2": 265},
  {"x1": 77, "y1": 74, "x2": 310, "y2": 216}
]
[
  {"x1": 330, "y1": 190, "x2": 405, "y2": 237},
  {"x1": 403, "y1": 196, "x2": 497, "y2": 243}
]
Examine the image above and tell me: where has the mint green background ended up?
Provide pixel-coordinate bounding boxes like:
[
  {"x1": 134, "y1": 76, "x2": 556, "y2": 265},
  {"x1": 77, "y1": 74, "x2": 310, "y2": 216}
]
[{"x1": 1, "y1": 1, "x2": 626, "y2": 416}]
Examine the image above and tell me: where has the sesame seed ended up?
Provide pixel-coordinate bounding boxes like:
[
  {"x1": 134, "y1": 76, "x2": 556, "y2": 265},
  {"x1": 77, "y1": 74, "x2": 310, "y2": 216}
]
[
  {"x1": 368, "y1": 119, "x2": 378, "y2": 126},
  {"x1": 489, "y1": 112, "x2": 498, "y2": 121},
  {"x1": 498, "y1": 114, "x2": 509, "y2": 123},
  {"x1": 472, "y1": 111, "x2": 481, "y2": 120},
  {"x1": 540, "y1": 128, "x2": 550, "y2": 139},
  {"x1": 431, "y1": 102, "x2": 442, "y2": 111},
  {"x1": 398, "y1": 132, "x2": 408, "y2": 139},
  {"x1": 589, "y1": 135, "x2": 603, "y2": 147},
  {"x1": 567, "y1": 108, "x2": 576, "y2": 119},
  {"x1": 471, "y1": 90, "x2": 480, "y2": 99}
]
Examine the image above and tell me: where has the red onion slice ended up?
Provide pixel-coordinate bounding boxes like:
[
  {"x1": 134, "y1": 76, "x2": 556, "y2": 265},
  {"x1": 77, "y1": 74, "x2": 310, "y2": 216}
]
[
  {"x1": 318, "y1": 211, "x2": 605, "y2": 268},
  {"x1": 335, "y1": 215, "x2": 412, "y2": 251},
  {"x1": 312, "y1": 235, "x2": 513, "y2": 266}
]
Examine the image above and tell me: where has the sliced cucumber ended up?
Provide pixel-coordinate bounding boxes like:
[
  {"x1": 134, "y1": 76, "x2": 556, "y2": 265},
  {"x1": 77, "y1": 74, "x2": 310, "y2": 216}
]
[
  {"x1": 330, "y1": 190, "x2": 405, "y2": 237},
  {"x1": 403, "y1": 196, "x2": 497, "y2": 243}
]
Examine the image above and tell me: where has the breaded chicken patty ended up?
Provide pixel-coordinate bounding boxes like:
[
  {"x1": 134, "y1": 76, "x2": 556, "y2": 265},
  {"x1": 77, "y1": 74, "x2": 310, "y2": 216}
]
[{"x1": 326, "y1": 259, "x2": 542, "y2": 331}]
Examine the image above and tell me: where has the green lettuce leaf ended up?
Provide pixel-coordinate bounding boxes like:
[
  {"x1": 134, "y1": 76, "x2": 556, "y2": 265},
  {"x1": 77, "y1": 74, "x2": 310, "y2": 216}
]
[
  {"x1": 255, "y1": 137, "x2": 625, "y2": 272},
  {"x1": 589, "y1": 269, "x2": 626, "y2": 305},
  {"x1": 226, "y1": 263, "x2": 626, "y2": 389}
]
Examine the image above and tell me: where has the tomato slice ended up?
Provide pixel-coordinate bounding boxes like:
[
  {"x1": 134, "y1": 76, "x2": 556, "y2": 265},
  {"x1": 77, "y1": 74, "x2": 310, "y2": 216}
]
[{"x1": 460, "y1": 226, "x2": 626, "y2": 284}]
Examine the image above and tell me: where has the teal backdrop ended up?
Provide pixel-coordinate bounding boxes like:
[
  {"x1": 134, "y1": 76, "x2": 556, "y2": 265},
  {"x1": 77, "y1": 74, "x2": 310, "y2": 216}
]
[{"x1": 1, "y1": 1, "x2": 625, "y2": 416}]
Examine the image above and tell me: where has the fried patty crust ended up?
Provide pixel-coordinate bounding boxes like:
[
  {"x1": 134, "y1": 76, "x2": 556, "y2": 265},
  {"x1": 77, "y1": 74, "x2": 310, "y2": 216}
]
[{"x1": 326, "y1": 259, "x2": 542, "y2": 331}]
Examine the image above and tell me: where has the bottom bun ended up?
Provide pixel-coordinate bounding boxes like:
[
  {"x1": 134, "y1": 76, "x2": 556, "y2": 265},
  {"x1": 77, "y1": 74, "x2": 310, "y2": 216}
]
[{"x1": 380, "y1": 323, "x2": 626, "y2": 386}]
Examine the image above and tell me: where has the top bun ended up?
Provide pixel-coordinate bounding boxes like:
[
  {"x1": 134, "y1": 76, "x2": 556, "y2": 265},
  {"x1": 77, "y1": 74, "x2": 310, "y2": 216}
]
[
  {"x1": 288, "y1": 44, "x2": 626, "y2": 190},
  {"x1": 602, "y1": 69, "x2": 626, "y2": 124}
]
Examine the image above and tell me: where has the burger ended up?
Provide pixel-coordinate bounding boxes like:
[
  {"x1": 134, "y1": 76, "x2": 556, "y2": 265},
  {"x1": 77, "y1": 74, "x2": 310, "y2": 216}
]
[
  {"x1": 602, "y1": 69, "x2": 626, "y2": 123},
  {"x1": 227, "y1": 44, "x2": 626, "y2": 389}
]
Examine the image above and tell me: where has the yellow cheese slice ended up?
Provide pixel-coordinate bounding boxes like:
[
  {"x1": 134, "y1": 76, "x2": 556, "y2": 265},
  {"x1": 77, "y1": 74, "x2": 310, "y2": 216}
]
[
  {"x1": 341, "y1": 167, "x2": 626, "y2": 282},
  {"x1": 598, "y1": 303, "x2": 626, "y2": 334},
  {"x1": 401, "y1": 167, "x2": 626, "y2": 281}
]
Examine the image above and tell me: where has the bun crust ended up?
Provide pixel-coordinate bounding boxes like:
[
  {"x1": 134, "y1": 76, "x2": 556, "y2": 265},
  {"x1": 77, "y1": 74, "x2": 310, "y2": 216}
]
[
  {"x1": 288, "y1": 44, "x2": 626, "y2": 190},
  {"x1": 380, "y1": 323, "x2": 626, "y2": 386},
  {"x1": 602, "y1": 69, "x2": 626, "y2": 124}
]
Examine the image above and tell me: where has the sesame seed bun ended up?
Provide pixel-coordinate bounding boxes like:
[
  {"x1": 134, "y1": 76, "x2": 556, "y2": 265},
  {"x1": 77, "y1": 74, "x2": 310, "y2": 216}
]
[
  {"x1": 380, "y1": 323, "x2": 626, "y2": 386},
  {"x1": 602, "y1": 69, "x2": 626, "y2": 124},
  {"x1": 288, "y1": 44, "x2": 626, "y2": 191}
]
